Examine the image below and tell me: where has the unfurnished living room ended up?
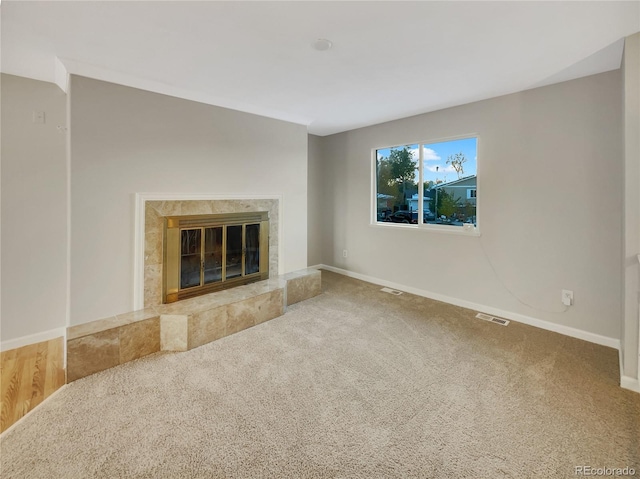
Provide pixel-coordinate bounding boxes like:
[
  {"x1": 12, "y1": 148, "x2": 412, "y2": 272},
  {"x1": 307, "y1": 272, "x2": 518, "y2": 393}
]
[{"x1": 1, "y1": 1, "x2": 639, "y2": 478}]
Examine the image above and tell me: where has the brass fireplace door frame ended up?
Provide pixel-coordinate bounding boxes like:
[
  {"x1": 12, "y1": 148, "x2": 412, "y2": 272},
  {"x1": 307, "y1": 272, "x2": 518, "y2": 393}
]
[{"x1": 163, "y1": 212, "x2": 269, "y2": 303}]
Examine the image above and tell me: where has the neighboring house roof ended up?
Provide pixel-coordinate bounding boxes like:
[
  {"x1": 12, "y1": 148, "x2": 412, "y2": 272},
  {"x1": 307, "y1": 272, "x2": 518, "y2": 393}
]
[
  {"x1": 376, "y1": 193, "x2": 395, "y2": 199},
  {"x1": 433, "y1": 175, "x2": 477, "y2": 188}
]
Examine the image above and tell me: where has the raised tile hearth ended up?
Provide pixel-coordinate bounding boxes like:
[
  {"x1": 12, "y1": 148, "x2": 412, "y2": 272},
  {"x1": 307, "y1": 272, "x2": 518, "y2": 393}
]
[{"x1": 67, "y1": 268, "x2": 321, "y2": 382}]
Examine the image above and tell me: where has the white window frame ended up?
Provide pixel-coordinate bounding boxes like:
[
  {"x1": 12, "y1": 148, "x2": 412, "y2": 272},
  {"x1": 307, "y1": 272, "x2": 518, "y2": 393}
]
[
  {"x1": 371, "y1": 134, "x2": 480, "y2": 236},
  {"x1": 467, "y1": 188, "x2": 477, "y2": 199}
]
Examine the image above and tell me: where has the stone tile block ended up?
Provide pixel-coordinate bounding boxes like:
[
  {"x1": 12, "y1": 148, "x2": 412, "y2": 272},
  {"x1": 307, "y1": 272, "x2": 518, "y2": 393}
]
[
  {"x1": 67, "y1": 329, "x2": 120, "y2": 382},
  {"x1": 188, "y1": 307, "x2": 227, "y2": 350},
  {"x1": 119, "y1": 317, "x2": 161, "y2": 363},
  {"x1": 144, "y1": 204, "x2": 163, "y2": 235},
  {"x1": 144, "y1": 264, "x2": 162, "y2": 308},
  {"x1": 255, "y1": 289, "x2": 284, "y2": 325},
  {"x1": 145, "y1": 231, "x2": 163, "y2": 266},
  {"x1": 116, "y1": 308, "x2": 159, "y2": 324},
  {"x1": 286, "y1": 270, "x2": 321, "y2": 305},
  {"x1": 67, "y1": 316, "x2": 120, "y2": 341},
  {"x1": 180, "y1": 201, "x2": 213, "y2": 216},
  {"x1": 227, "y1": 289, "x2": 284, "y2": 335},
  {"x1": 149, "y1": 200, "x2": 181, "y2": 217},
  {"x1": 161, "y1": 315, "x2": 188, "y2": 351}
]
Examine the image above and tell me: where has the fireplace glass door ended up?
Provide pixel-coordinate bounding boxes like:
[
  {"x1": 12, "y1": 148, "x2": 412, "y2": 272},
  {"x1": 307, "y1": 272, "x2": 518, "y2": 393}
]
[
  {"x1": 245, "y1": 224, "x2": 260, "y2": 275},
  {"x1": 164, "y1": 212, "x2": 269, "y2": 303},
  {"x1": 180, "y1": 228, "x2": 202, "y2": 289},
  {"x1": 203, "y1": 227, "x2": 223, "y2": 285},
  {"x1": 226, "y1": 225, "x2": 243, "y2": 280}
]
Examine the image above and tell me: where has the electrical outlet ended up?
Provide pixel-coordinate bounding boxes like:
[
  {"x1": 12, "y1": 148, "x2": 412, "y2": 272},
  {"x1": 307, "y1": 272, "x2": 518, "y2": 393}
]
[
  {"x1": 342, "y1": 250, "x2": 348, "y2": 258},
  {"x1": 562, "y1": 289, "x2": 573, "y2": 306}
]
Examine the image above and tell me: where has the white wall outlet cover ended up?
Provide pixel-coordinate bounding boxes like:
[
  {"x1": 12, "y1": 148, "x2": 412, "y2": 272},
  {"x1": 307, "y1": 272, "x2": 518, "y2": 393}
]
[{"x1": 562, "y1": 289, "x2": 574, "y2": 306}]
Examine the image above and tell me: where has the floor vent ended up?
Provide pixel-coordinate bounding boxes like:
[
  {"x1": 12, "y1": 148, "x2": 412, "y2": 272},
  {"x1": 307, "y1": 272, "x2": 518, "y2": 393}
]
[
  {"x1": 476, "y1": 313, "x2": 510, "y2": 326},
  {"x1": 381, "y1": 287, "x2": 403, "y2": 296}
]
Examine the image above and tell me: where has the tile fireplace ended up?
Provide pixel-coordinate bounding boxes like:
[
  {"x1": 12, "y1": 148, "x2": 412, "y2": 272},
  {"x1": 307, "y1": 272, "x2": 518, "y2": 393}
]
[
  {"x1": 143, "y1": 198, "x2": 280, "y2": 308},
  {"x1": 164, "y1": 212, "x2": 269, "y2": 303}
]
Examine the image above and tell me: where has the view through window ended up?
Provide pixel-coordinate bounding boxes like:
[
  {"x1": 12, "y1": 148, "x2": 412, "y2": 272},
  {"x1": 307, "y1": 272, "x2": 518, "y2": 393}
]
[{"x1": 375, "y1": 137, "x2": 478, "y2": 227}]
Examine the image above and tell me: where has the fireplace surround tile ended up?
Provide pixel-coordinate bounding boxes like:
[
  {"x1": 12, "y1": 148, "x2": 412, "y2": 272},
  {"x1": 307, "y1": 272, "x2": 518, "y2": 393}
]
[
  {"x1": 144, "y1": 231, "x2": 163, "y2": 266},
  {"x1": 179, "y1": 201, "x2": 213, "y2": 216},
  {"x1": 153, "y1": 200, "x2": 182, "y2": 217},
  {"x1": 145, "y1": 206, "x2": 163, "y2": 235},
  {"x1": 144, "y1": 264, "x2": 163, "y2": 307},
  {"x1": 144, "y1": 198, "x2": 280, "y2": 309}
]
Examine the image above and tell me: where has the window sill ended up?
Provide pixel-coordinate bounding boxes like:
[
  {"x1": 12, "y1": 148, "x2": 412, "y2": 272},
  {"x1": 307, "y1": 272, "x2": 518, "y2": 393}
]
[{"x1": 370, "y1": 221, "x2": 481, "y2": 237}]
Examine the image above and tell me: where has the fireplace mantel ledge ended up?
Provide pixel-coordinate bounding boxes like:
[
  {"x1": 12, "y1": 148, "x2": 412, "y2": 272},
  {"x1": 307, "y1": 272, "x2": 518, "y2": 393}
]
[{"x1": 66, "y1": 268, "x2": 321, "y2": 382}]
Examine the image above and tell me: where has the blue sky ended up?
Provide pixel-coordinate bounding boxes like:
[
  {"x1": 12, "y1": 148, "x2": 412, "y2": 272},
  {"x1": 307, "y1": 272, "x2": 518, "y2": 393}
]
[{"x1": 377, "y1": 137, "x2": 477, "y2": 185}]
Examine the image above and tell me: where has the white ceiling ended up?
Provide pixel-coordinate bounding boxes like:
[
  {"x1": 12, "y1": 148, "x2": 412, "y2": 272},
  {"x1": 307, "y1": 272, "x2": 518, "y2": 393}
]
[{"x1": 2, "y1": 1, "x2": 639, "y2": 136}]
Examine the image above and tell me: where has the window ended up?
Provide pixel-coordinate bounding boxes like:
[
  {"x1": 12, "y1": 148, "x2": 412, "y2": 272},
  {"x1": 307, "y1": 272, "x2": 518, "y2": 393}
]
[{"x1": 375, "y1": 137, "x2": 477, "y2": 228}]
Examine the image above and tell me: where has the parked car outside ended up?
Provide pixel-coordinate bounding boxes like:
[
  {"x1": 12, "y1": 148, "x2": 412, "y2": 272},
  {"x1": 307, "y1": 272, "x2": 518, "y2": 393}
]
[
  {"x1": 385, "y1": 210, "x2": 417, "y2": 224},
  {"x1": 385, "y1": 210, "x2": 435, "y2": 224},
  {"x1": 377, "y1": 209, "x2": 392, "y2": 222}
]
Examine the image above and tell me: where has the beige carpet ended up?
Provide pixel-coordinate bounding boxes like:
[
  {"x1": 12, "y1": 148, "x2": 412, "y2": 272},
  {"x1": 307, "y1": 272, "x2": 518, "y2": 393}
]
[{"x1": 1, "y1": 270, "x2": 639, "y2": 478}]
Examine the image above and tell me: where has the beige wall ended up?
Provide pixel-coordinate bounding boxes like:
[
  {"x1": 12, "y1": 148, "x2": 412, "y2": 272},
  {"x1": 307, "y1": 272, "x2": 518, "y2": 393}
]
[
  {"x1": 313, "y1": 71, "x2": 623, "y2": 341},
  {"x1": 69, "y1": 76, "x2": 308, "y2": 326},
  {"x1": 307, "y1": 134, "x2": 324, "y2": 266},
  {"x1": 622, "y1": 32, "x2": 640, "y2": 383},
  {"x1": 1, "y1": 74, "x2": 68, "y2": 343}
]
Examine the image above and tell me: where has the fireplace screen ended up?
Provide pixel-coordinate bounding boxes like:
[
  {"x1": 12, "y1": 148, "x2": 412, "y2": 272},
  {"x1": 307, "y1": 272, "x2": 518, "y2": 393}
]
[{"x1": 164, "y1": 212, "x2": 269, "y2": 303}]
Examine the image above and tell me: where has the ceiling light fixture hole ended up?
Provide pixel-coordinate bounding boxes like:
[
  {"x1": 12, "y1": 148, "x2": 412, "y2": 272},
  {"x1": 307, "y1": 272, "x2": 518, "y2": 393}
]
[{"x1": 313, "y1": 38, "x2": 333, "y2": 51}]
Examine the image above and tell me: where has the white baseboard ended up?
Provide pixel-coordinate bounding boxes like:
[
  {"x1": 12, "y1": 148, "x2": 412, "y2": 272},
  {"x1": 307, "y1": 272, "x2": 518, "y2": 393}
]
[
  {"x1": 618, "y1": 349, "x2": 640, "y2": 393},
  {"x1": 312, "y1": 264, "x2": 621, "y2": 350},
  {"x1": 620, "y1": 375, "x2": 640, "y2": 393},
  {"x1": 1, "y1": 327, "x2": 67, "y2": 352}
]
